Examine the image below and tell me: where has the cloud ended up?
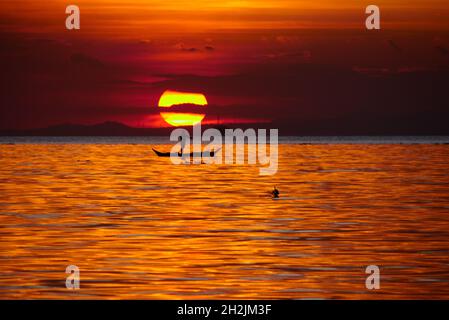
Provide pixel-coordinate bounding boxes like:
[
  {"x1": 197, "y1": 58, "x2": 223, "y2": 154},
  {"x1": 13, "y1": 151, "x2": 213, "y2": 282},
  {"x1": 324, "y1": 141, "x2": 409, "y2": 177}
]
[
  {"x1": 435, "y1": 45, "x2": 449, "y2": 56},
  {"x1": 2, "y1": 29, "x2": 449, "y2": 134},
  {"x1": 174, "y1": 42, "x2": 200, "y2": 52},
  {"x1": 149, "y1": 62, "x2": 449, "y2": 134},
  {"x1": 352, "y1": 66, "x2": 391, "y2": 76},
  {"x1": 173, "y1": 42, "x2": 216, "y2": 53},
  {"x1": 70, "y1": 53, "x2": 104, "y2": 69},
  {"x1": 275, "y1": 35, "x2": 300, "y2": 45},
  {"x1": 387, "y1": 39, "x2": 402, "y2": 53},
  {"x1": 262, "y1": 50, "x2": 312, "y2": 61}
]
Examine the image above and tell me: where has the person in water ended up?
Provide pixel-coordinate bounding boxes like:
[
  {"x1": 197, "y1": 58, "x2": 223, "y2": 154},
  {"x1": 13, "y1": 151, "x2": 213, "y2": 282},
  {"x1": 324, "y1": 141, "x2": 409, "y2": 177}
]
[
  {"x1": 271, "y1": 186, "x2": 280, "y2": 198},
  {"x1": 178, "y1": 136, "x2": 185, "y2": 157}
]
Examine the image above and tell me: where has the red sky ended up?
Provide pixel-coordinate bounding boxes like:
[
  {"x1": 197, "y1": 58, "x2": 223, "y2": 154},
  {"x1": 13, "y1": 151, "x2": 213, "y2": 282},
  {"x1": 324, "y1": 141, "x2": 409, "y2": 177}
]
[{"x1": 1, "y1": 0, "x2": 449, "y2": 134}]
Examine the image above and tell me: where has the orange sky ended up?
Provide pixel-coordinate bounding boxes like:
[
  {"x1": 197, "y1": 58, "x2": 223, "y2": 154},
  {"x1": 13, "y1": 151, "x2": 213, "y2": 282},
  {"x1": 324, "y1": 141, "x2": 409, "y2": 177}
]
[
  {"x1": 1, "y1": 1, "x2": 449, "y2": 132},
  {"x1": 2, "y1": 0, "x2": 449, "y2": 39}
]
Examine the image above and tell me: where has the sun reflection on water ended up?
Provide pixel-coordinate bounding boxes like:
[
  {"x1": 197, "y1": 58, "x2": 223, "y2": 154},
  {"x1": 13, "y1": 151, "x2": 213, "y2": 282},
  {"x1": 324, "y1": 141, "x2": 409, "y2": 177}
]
[{"x1": 0, "y1": 143, "x2": 449, "y2": 299}]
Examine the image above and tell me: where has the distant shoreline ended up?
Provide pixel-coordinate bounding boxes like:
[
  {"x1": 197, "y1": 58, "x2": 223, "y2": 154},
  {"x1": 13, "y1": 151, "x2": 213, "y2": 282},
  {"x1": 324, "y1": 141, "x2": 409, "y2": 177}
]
[{"x1": 1, "y1": 136, "x2": 449, "y2": 145}]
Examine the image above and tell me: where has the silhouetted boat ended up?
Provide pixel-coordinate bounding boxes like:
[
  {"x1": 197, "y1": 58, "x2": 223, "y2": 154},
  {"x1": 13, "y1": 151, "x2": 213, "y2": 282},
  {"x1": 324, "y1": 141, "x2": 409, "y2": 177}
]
[{"x1": 152, "y1": 148, "x2": 219, "y2": 158}]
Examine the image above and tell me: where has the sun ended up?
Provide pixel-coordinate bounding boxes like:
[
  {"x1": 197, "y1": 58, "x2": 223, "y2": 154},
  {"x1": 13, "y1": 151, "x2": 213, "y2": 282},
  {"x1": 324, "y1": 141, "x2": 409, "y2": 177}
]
[{"x1": 158, "y1": 90, "x2": 207, "y2": 126}]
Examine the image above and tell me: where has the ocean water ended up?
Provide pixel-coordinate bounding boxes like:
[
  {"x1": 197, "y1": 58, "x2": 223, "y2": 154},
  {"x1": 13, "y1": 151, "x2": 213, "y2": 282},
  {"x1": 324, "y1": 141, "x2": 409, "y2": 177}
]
[{"x1": 0, "y1": 137, "x2": 449, "y2": 299}]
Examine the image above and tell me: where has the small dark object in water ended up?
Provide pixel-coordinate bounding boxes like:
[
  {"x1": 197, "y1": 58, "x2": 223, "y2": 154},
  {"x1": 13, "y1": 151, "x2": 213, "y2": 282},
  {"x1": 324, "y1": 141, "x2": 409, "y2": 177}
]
[{"x1": 271, "y1": 186, "x2": 280, "y2": 198}]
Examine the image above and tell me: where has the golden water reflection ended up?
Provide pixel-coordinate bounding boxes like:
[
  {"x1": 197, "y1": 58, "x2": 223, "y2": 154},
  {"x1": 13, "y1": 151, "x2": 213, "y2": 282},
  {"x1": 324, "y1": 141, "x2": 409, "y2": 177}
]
[{"x1": 0, "y1": 144, "x2": 449, "y2": 299}]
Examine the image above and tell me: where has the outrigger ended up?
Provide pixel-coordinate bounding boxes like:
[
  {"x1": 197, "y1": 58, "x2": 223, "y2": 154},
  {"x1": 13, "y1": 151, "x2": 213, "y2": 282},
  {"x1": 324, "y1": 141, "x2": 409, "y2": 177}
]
[{"x1": 152, "y1": 148, "x2": 219, "y2": 158}]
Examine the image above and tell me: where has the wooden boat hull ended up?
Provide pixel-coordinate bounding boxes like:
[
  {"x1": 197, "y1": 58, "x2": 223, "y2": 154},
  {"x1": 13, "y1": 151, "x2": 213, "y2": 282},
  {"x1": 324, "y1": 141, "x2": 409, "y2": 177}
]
[{"x1": 152, "y1": 148, "x2": 218, "y2": 158}]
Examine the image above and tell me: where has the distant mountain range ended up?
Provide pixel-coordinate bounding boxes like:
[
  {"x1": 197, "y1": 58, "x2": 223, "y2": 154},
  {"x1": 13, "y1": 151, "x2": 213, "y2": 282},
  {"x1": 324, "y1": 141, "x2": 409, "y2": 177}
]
[
  {"x1": 0, "y1": 122, "x2": 170, "y2": 136},
  {"x1": 0, "y1": 121, "x2": 238, "y2": 136},
  {"x1": 4, "y1": 120, "x2": 448, "y2": 136}
]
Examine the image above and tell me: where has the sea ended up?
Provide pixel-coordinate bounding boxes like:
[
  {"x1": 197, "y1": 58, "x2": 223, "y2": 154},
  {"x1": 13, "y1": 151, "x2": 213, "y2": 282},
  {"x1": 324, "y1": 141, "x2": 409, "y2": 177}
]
[{"x1": 1, "y1": 136, "x2": 449, "y2": 299}]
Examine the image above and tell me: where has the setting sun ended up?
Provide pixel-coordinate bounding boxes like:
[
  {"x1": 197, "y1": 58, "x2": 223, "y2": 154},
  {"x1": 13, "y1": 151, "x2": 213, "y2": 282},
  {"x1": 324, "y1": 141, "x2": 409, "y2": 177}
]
[{"x1": 158, "y1": 90, "x2": 207, "y2": 127}]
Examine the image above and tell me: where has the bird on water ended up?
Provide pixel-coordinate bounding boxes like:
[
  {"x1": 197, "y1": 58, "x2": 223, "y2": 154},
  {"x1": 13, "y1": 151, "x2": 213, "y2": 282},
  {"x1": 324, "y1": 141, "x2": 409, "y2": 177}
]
[{"x1": 271, "y1": 186, "x2": 280, "y2": 199}]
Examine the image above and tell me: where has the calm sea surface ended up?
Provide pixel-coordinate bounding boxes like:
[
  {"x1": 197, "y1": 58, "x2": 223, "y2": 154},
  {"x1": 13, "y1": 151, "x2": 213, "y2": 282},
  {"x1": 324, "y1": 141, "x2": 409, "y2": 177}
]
[{"x1": 1, "y1": 137, "x2": 449, "y2": 299}]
